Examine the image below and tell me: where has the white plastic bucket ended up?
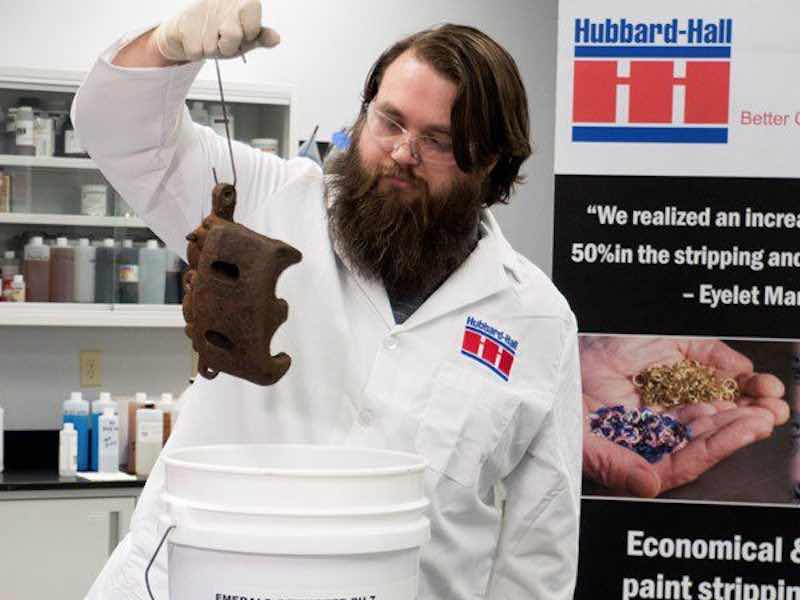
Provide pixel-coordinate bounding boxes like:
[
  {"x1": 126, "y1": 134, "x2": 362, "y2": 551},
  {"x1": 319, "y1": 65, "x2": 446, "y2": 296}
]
[{"x1": 155, "y1": 444, "x2": 430, "y2": 600}]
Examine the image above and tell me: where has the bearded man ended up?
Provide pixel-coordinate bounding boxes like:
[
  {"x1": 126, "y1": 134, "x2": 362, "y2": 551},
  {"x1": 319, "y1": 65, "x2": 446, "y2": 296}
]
[{"x1": 74, "y1": 1, "x2": 582, "y2": 598}]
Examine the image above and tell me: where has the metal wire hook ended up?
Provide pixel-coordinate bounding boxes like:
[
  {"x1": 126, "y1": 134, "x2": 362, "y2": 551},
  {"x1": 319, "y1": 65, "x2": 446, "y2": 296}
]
[{"x1": 212, "y1": 58, "x2": 237, "y2": 188}]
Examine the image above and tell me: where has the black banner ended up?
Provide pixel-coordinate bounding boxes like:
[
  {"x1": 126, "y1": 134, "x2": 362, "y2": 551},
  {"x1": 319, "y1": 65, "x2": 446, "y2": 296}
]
[
  {"x1": 576, "y1": 497, "x2": 800, "y2": 600},
  {"x1": 553, "y1": 175, "x2": 800, "y2": 338}
]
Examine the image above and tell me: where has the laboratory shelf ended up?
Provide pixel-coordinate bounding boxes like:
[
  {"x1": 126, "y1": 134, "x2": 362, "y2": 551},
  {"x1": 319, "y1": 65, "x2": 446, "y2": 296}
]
[
  {"x1": 0, "y1": 154, "x2": 96, "y2": 170},
  {"x1": 0, "y1": 212, "x2": 147, "y2": 228},
  {"x1": 0, "y1": 303, "x2": 185, "y2": 327}
]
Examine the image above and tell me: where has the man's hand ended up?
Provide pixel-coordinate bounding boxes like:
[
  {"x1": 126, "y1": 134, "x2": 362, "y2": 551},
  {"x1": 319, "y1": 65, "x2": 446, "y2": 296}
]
[
  {"x1": 580, "y1": 337, "x2": 789, "y2": 497},
  {"x1": 155, "y1": 0, "x2": 280, "y2": 62}
]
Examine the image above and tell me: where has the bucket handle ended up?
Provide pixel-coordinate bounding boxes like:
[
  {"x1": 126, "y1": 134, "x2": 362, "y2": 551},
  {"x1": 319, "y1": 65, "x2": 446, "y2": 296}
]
[{"x1": 145, "y1": 524, "x2": 175, "y2": 600}]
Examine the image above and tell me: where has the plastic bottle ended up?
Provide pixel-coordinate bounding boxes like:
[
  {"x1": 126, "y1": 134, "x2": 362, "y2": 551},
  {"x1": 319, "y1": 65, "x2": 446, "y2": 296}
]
[
  {"x1": 117, "y1": 239, "x2": 139, "y2": 303},
  {"x1": 59, "y1": 422, "x2": 78, "y2": 477},
  {"x1": 116, "y1": 395, "x2": 130, "y2": 469},
  {"x1": 62, "y1": 114, "x2": 88, "y2": 158},
  {"x1": 189, "y1": 101, "x2": 210, "y2": 127},
  {"x1": 34, "y1": 114, "x2": 55, "y2": 157},
  {"x1": 73, "y1": 238, "x2": 96, "y2": 303},
  {"x1": 97, "y1": 408, "x2": 119, "y2": 473},
  {"x1": 127, "y1": 392, "x2": 148, "y2": 473},
  {"x1": 135, "y1": 403, "x2": 163, "y2": 476},
  {"x1": 6, "y1": 274, "x2": 25, "y2": 302},
  {"x1": 90, "y1": 392, "x2": 117, "y2": 471},
  {"x1": 49, "y1": 103, "x2": 67, "y2": 157},
  {"x1": 1, "y1": 251, "x2": 19, "y2": 301},
  {"x1": 14, "y1": 106, "x2": 35, "y2": 156},
  {"x1": 156, "y1": 392, "x2": 177, "y2": 447},
  {"x1": 23, "y1": 236, "x2": 50, "y2": 302},
  {"x1": 50, "y1": 237, "x2": 74, "y2": 302},
  {"x1": 164, "y1": 251, "x2": 185, "y2": 304},
  {"x1": 139, "y1": 239, "x2": 166, "y2": 304},
  {"x1": 94, "y1": 238, "x2": 116, "y2": 303},
  {"x1": 62, "y1": 392, "x2": 89, "y2": 472}
]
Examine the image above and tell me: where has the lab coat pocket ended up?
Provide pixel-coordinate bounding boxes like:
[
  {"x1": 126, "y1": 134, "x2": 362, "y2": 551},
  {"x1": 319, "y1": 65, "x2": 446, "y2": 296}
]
[{"x1": 415, "y1": 362, "x2": 522, "y2": 488}]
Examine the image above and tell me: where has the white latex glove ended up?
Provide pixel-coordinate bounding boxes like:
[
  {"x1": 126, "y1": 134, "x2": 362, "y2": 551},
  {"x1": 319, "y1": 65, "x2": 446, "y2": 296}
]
[{"x1": 154, "y1": 0, "x2": 280, "y2": 62}]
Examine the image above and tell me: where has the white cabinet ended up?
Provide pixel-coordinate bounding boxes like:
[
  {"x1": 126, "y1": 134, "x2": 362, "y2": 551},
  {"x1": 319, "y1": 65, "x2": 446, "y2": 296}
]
[
  {"x1": 0, "y1": 66, "x2": 292, "y2": 327},
  {"x1": 0, "y1": 493, "x2": 137, "y2": 600}
]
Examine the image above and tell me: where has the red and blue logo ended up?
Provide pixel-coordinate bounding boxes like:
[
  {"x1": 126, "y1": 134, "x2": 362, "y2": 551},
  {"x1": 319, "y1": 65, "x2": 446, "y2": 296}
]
[
  {"x1": 571, "y1": 18, "x2": 732, "y2": 143},
  {"x1": 461, "y1": 316, "x2": 517, "y2": 381}
]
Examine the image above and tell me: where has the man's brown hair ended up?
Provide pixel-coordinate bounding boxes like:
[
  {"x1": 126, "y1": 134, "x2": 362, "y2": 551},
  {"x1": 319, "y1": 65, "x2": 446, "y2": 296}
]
[{"x1": 360, "y1": 23, "x2": 532, "y2": 207}]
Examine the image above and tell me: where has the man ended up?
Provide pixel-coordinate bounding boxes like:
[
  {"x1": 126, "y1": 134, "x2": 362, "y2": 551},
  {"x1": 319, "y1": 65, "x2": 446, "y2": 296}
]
[{"x1": 74, "y1": 1, "x2": 582, "y2": 598}]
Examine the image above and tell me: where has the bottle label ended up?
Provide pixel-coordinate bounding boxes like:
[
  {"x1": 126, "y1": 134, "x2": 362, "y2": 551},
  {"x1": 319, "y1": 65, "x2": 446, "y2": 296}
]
[
  {"x1": 119, "y1": 264, "x2": 139, "y2": 282},
  {"x1": 138, "y1": 420, "x2": 161, "y2": 441},
  {"x1": 101, "y1": 420, "x2": 118, "y2": 441},
  {"x1": 65, "y1": 129, "x2": 85, "y2": 154},
  {"x1": 100, "y1": 420, "x2": 119, "y2": 471},
  {"x1": 16, "y1": 121, "x2": 34, "y2": 146},
  {"x1": 25, "y1": 248, "x2": 49, "y2": 261},
  {"x1": 34, "y1": 118, "x2": 54, "y2": 157},
  {"x1": 8, "y1": 285, "x2": 25, "y2": 302}
]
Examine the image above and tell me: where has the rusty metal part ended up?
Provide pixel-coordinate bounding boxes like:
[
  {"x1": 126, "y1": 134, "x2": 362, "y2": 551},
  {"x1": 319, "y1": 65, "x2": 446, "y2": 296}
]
[{"x1": 183, "y1": 183, "x2": 302, "y2": 385}]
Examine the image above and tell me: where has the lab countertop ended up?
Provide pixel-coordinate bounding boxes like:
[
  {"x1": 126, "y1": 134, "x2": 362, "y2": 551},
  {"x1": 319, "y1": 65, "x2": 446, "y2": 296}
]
[{"x1": 0, "y1": 469, "x2": 147, "y2": 492}]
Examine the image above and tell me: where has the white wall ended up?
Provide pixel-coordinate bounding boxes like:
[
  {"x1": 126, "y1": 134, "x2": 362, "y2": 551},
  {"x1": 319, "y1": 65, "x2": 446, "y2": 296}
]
[
  {"x1": 0, "y1": 0, "x2": 558, "y2": 429},
  {"x1": 0, "y1": 328, "x2": 192, "y2": 429}
]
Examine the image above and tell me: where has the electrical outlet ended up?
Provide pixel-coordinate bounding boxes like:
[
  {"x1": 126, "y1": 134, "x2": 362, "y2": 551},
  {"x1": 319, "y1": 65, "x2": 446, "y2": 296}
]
[{"x1": 80, "y1": 351, "x2": 102, "y2": 387}]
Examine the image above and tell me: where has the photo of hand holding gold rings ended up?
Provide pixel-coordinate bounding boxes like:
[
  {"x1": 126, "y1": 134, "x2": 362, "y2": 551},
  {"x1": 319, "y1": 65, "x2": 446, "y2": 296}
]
[{"x1": 580, "y1": 336, "x2": 790, "y2": 500}]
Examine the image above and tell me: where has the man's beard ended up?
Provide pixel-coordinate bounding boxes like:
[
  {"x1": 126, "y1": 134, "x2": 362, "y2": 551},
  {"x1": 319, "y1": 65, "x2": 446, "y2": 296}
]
[{"x1": 326, "y1": 139, "x2": 486, "y2": 300}]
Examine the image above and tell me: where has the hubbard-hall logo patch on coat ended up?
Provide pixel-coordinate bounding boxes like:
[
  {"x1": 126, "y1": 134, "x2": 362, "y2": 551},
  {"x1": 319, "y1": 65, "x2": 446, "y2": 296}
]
[{"x1": 460, "y1": 316, "x2": 518, "y2": 381}]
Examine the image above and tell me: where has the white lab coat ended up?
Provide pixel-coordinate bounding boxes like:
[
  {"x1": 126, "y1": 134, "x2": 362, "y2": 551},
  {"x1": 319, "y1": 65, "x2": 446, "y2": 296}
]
[{"x1": 73, "y1": 36, "x2": 583, "y2": 600}]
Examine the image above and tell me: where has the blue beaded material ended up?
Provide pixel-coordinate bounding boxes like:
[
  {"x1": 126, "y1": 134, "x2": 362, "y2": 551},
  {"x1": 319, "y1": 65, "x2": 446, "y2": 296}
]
[{"x1": 590, "y1": 405, "x2": 690, "y2": 463}]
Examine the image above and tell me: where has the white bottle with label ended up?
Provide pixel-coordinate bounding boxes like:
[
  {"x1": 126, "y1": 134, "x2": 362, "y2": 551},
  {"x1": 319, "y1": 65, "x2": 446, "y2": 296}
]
[
  {"x1": 97, "y1": 408, "x2": 119, "y2": 473},
  {"x1": 126, "y1": 392, "x2": 148, "y2": 473},
  {"x1": 15, "y1": 106, "x2": 35, "y2": 156},
  {"x1": 34, "y1": 115, "x2": 55, "y2": 157},
  {"x1": 135, "y1": 403, "x2": 163, "y2": 476},
  {"x1": 59, "y1": 422, "x2": 78, "y2": 476},
  {"x1": 90, "y1": 392, "x2": 117, "y2": 471}
]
